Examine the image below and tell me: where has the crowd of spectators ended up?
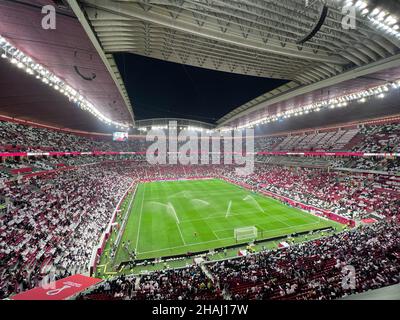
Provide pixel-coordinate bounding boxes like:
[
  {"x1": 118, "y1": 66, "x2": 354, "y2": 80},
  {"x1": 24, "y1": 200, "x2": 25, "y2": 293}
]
[
  {"x1": 0, "y1": 120, "x2": 146, "y2": 152},
  {"x1": 239, "y1": 165, "x2": 400, "y2": 220},
  {"x1": 352, "y1": 123, "x2": 400, "y2": 153},
  {"x1": 1, "y1": 160, "x2": 399, "y2": 300},
  {"x1": 274, "y1": 128, "x2": 360, "y2": 151},
  {"x1": 77, "y1": 220, "x2": 399, "y2": 300},
  {"x1": 2, "y1": 119, "x2": 400, "y2": 154},
  {"x1": 78, "y1": 266, "x2": 221, "y2": 300},
  {"x1": 1, "y1": 119, "x2": 400, "y2": 300},
  {"x1": 337, "y1": 157, "x2": 400, "y2": 174},
  {"x1": 0, "y1": 163, "x2": 133, "y2": 299},
  {"x1": 209, "y1": 220, "x2": 400, "y2": 300},
  {"x1": 254, "y1": 136, "x2": 284, "y2": 151}
]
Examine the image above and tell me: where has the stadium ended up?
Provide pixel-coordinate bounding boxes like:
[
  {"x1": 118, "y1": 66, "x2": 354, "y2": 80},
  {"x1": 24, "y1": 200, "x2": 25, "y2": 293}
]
[{"x1": 0, "y1": 0, "x2": 399, "y2": 302}]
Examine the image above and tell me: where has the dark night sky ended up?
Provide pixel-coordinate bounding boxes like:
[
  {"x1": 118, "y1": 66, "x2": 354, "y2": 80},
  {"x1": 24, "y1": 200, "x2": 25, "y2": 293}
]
[{"x1": 114, "y1": 53, "x2": 289, "y2": 124}]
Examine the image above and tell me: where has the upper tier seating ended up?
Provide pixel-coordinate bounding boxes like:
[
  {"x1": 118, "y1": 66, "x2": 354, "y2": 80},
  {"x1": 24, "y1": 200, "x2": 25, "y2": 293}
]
[
  {"x1": 352, "y1": 123, "x2": 400, "y2": 153},
  {"x1": 273, "y1": 128, "x2": 359, "y2": 151},
  {"x1": 1, "y1": 119, "x2": 400, "y2": 153}
]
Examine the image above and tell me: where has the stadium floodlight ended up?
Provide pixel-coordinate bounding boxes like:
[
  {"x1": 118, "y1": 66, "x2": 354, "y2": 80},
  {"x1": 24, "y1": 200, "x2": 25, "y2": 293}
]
[
  {"x1": 229, "y1": 76, "x2": 400, "y2": 130},
  {"x1": 344, "y1": 0, "x2": 354, "y2": 7},
  {"x1": 0, "y1": 33, "x2": 131, "y2": 129},
  {"x1": 355, "y1": 1, "x2": 367, "y2": 9},
  {"x1": 377, "y1": 11, "x2": 386, "y2": 21},
  {"x1": 370, "y1": 8, "x2": 381, "y2": 16},
  {"x1": 366, "y1": 12, "x2": 400, "y2": 38},
  {"x1": 361, "y1": 8, "x2": 369, "y2": 16},
  {"x1": 385, "y1": 16, "x2": 397, "y2": 25}
]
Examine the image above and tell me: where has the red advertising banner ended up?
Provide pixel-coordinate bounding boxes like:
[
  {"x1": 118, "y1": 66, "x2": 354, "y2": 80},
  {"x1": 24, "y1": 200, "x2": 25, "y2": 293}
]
[
  {"x1": 11, "y1": 274, "x2": 102, "y2": 300},
  {"x1": 10, "y1": 167, "x2": 32, "y2": 174}
]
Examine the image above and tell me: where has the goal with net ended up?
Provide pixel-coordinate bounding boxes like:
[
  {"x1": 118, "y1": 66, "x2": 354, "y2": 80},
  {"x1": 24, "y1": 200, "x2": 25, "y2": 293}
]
[{"x1": 234, "y1": 226, "x2": 258, "y2": 242}]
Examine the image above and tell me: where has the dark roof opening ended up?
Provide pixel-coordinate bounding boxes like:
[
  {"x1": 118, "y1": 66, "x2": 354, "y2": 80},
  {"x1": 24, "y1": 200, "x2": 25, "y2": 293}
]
[{"x1": 114, "y1": 53, "x2": 289, "y2": 124}]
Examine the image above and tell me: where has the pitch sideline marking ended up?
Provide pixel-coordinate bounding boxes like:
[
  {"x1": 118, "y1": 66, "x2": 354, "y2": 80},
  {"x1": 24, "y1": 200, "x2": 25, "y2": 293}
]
[
  {"x1": 113, "y1": 192, "x2": 136, "y2": 260},
  {"x1": 135, "y1": 183, "x2": 146, "y2": 252}
]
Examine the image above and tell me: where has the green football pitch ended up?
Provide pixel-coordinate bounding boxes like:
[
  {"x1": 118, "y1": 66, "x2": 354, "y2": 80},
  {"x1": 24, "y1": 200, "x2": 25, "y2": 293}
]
[{"x1": 111, "y1": 178, "x2": 339, "y2": 263}]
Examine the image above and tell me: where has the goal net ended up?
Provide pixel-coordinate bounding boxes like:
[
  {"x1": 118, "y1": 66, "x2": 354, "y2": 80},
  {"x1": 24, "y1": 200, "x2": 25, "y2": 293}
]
[{"x1": 234, "y1": 226, "x2": 258, "y2": 242}]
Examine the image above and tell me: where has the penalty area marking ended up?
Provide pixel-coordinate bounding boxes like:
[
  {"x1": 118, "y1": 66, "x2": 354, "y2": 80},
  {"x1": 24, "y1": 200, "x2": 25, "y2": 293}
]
[
  {"x1": 137, "y1": 221, "x2": 323, "y2": 256},
  {"x1": 177, "y1": 207, "x2": 295, "y2": 224},
  {"x1": 212, "y1": 230, "x2": 221, "y2": 240},
  {"x1": 212, "y1": 221, "x2": 322, "y2": 238},
  {"x1": 138, "y1": 236, "x2": 233, "y2": 255},
  {"x1": 176, "y1": 223, "x2": 187, "y2": 245}
]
